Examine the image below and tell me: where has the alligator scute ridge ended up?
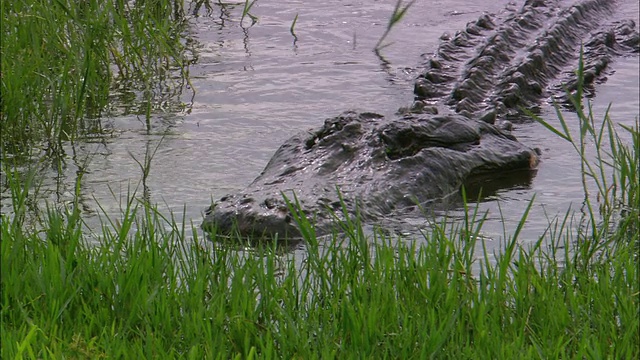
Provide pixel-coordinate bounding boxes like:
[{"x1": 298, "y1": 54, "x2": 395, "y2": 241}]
[
  {"x1": 413, "y1": 0, "x2": 638, "y2": 120},
  {"x1": 203, "y1": 0, "x2": 639, "y2": 241}
]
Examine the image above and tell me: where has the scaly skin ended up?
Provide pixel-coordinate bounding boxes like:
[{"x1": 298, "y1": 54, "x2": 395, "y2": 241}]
[
  {"x1": 203, "y1": 111, "x2": 540, "y2": 239},
  {"x1": 203, "y1": 0, "x2": 639, "y2": 239}
]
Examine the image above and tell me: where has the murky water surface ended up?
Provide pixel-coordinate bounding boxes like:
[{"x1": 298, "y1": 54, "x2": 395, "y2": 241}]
[{"x1": 3, "y1": 0, "x2": 638, "y2": 254}]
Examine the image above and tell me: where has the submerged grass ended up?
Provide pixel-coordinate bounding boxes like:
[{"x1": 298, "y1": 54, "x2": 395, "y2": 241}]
[
  {"x1": 1, "y1": 0, "x2": 191, "y2": 158},
  {"x1": 2, "y1": 106, "x2": 638, "y2": 357}
]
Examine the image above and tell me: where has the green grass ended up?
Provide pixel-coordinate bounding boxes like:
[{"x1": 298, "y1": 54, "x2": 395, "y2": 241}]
[
  {"x1": 241, "y1": 0, "x2": 258, "y2": 26},
  {"x1": 1, "y1": 0, "x2": 191, "y2": 158},
  {"x1": 2, "y1": 107, "x2": 638, "y2": 358}
]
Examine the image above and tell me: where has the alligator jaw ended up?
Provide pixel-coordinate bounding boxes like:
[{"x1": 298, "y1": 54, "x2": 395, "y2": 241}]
[{"x1": 202, "y1": 193, "x2": 304, "y2": 240}]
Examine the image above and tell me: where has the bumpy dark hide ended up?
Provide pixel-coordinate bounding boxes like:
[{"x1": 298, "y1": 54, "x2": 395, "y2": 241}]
[{"x1": 203, "y1": 0, "x2": 639, "y2": 239}]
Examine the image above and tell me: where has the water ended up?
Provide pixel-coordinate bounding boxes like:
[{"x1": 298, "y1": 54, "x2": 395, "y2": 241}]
[{"x1": 2, "y1": 0, "x2": 638, "y2": 253}]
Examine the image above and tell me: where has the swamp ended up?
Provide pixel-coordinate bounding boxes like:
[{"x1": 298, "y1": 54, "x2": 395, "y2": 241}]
[{"x1": 1, "y1": 0, "x2": 638, "y2": 358}]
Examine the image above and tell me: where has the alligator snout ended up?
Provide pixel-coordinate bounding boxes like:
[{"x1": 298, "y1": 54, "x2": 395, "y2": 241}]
[{"x1": 202, "y1": 194, "x2": 303, "y2": 240}]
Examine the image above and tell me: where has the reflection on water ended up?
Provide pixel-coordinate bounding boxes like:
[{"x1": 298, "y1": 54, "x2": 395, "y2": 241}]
[{"x1": 2, "y1": 0, "x2": 638, "y2": 254}]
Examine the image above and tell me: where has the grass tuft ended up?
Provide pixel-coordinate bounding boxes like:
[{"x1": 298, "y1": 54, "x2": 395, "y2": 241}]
[{"x1": 1, "y1": 0, "x2": 192, "y2": 158}]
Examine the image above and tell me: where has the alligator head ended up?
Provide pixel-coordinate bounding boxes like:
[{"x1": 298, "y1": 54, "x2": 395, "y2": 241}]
[{"x1": 202, "y1": 111, "x2": 539, "y2": 239}]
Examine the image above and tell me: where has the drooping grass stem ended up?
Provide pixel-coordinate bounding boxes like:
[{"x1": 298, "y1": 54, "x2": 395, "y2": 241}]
[{"x1": 375, "y1": 0, "x2": 416, "y2": 51}]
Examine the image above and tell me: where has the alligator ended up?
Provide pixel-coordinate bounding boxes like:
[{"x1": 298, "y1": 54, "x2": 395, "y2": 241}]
[{"x1": 202, "y1": 0, "x2": 639, "y2": 240}]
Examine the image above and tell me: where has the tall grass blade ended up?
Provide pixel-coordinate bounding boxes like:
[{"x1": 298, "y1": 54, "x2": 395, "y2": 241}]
[{"x1": 374, "y1": 0, "x2": 416, "y2": 51}]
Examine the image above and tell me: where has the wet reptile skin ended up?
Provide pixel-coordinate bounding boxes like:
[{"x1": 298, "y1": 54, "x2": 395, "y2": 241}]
[{"x1": 203, "y1": 0, "x2": 639, "y2": 240}]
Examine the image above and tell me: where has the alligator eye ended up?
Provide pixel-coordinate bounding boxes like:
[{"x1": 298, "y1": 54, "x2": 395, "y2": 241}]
[{"x1": 284, "y1": 214, "x2": 292, "y2": 223}]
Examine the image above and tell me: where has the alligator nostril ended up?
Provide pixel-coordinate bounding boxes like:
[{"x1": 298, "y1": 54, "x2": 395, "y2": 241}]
[{"x1": 264, "y1": 198, "x2": 279, "y2": 209}]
